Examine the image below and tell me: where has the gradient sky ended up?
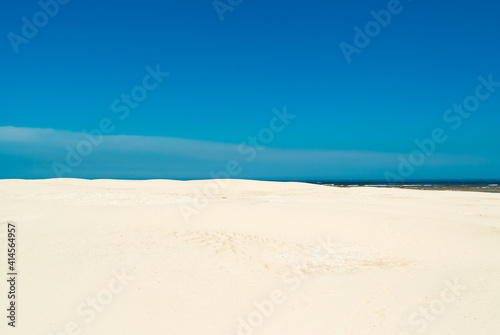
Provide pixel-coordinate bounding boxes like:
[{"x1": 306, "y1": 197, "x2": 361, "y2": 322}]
[{"x1": 1, "y1": 0, "x2": 499, "y2": 180}]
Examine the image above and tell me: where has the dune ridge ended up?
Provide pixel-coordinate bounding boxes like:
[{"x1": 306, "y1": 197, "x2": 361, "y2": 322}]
[{"x1": 0, "y1": 179, "x2": 499, "y2": 335}]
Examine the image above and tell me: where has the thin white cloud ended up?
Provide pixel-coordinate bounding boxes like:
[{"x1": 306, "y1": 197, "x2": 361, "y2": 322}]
[
  {"x1": 0, "y1": 126, "x2": 397, "y2": 162},
  {"x1": 0, "y1": 126, "x2": 489, "y2": 179}
]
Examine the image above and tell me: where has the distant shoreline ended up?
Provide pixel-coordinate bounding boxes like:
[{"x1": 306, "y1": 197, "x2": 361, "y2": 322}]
[{"x1": 312, "y1": 182, "x2": 500, "y2": 193}]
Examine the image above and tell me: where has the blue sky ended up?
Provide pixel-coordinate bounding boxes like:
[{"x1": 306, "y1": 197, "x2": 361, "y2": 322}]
[{"x1": 1, "y1": 0, "x2": 499, "y2": 180}]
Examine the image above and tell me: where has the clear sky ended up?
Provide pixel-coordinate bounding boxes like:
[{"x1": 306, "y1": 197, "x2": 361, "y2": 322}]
[{"x1": 1, "y1": 0, "x2": 499, "y2": 180}]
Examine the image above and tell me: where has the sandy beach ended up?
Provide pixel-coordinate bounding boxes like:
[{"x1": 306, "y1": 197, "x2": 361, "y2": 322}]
[{"x1": 1, "y1": 179, "x2": 499, "y2": 335}]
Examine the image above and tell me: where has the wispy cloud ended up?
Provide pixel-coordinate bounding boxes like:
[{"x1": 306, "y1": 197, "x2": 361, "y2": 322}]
[{"x1": 0, "y1": 126, "x2": 489, "y2": 180}]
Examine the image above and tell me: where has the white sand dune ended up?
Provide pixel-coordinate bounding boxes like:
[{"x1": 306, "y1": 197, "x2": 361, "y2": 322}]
[{"x1": 1, "y1": 179, "x2": 499, "y2": 335}]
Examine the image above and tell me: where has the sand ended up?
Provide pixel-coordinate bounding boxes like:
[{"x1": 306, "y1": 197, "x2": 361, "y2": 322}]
[{"x1": 1, "y1": 179, "x2": 499, "y2": 335}]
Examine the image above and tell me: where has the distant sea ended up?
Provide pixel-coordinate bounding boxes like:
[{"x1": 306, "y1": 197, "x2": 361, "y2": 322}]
[{"x1": 307, "y1": 181, "x2": 500, "y2": 193}]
